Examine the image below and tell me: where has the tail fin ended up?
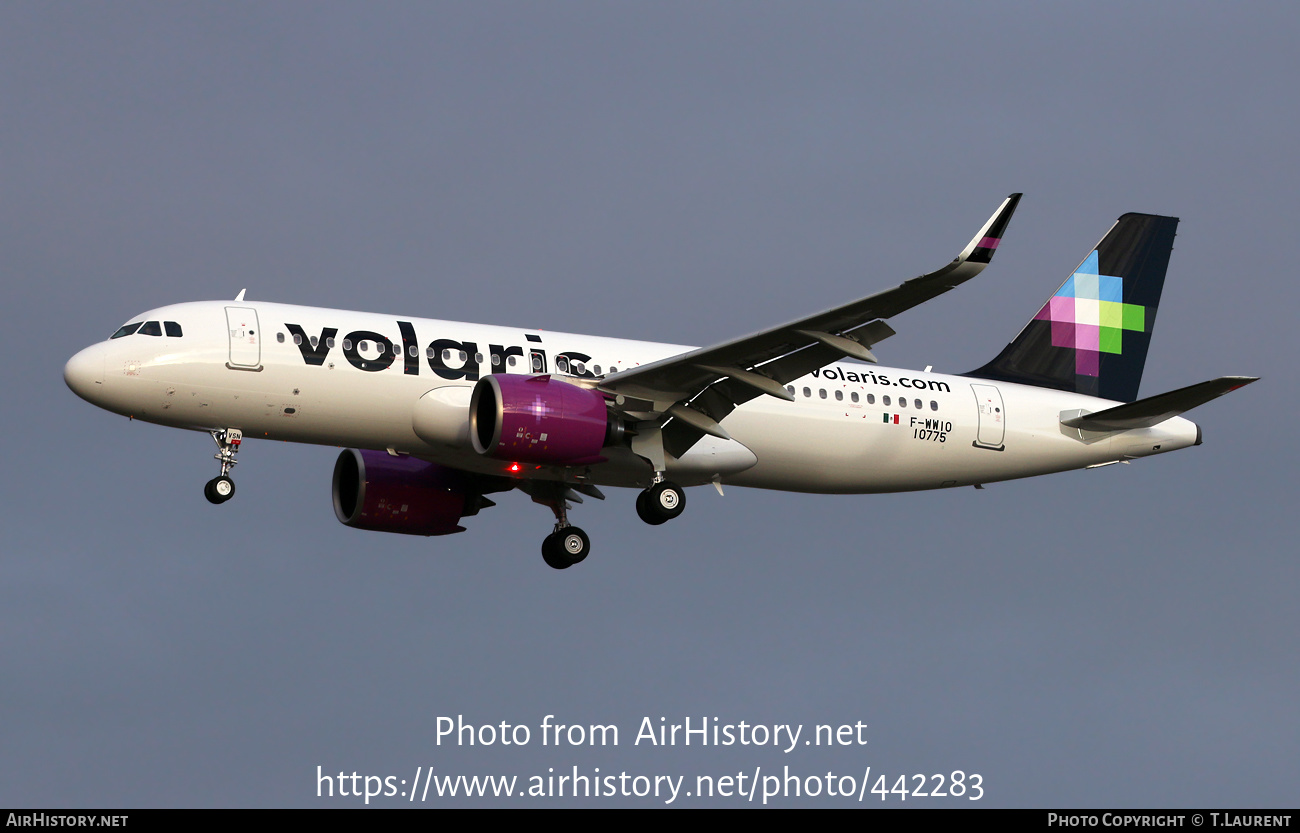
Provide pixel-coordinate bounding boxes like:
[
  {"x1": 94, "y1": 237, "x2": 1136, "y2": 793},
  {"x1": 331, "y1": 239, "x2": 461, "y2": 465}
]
[{"x1": 967, "y1": 212, "x2": 1179, "y2": 402}]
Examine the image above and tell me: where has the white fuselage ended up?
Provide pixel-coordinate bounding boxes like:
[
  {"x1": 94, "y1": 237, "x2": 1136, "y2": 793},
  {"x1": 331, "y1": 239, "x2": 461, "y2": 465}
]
[{"x1": 64, "y1": 300, "x2": 1201, "y2": 494}]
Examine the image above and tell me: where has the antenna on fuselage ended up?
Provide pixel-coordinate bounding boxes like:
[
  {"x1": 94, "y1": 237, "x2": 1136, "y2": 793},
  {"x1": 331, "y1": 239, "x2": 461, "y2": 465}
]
[{"x1": 234, "y1": 289, "x2": 247, "y2": 302}]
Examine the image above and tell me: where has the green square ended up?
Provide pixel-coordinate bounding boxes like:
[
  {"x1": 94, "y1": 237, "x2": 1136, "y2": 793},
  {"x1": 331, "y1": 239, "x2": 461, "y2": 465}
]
[
  {"x1": 1122, "y1": 303, "x2": 1145, "y2": 332},
  {"x1": 1099, "y1": 301, "x2": 1123, "y2": 329},
  {"x1": 1099, "y1": 327, "x2": 1124, "y2": 354}
]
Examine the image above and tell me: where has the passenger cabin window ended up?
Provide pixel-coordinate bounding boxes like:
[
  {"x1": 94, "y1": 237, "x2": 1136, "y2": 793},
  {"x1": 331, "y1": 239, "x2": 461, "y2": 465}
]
[
  {"x1": 834, "y1": 390, "x2": 843, "y2": 401},
  {"x1": 557, "y1": 357, "x2": 570, "y2": 373},
  {"x1": 276, "y1": 332, "x2": 285, "y2": 343},
  {"x1": 111, "y1": 323, "x2": 142, "y2": 339},
  {"x1": 851, "y1": 392, "x2": 859, "y2": 403},
  {"x1": 164, "y1": 321, "x2": 183, "y2": 337},
  {"x1": 138, "y1": 321, "x2": 162, "y2": 336}
]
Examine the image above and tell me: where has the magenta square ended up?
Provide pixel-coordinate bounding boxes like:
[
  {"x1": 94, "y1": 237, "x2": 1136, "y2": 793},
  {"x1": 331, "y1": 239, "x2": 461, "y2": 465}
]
[
  {"x1": 1051, "y1": 321, "x2": 1075, "y2": 348},
  {"x1": 1049, "y1": 296, "x2": 1075, "y2": 322},
  {"x1": 1075, "y1": 349, "x2": 1100, "y2": 376},
  {"x1": 1073, "y1": 323, "x2": 1099, "y2": 352}
]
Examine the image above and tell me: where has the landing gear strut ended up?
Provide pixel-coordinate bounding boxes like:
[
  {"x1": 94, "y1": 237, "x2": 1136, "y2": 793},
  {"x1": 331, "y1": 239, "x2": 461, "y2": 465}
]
[
  {"x1": 204, "y1": 428, "x2": 242, "y2": 505},
  {"x1": 636, "y1": 478, "x2": 685, "y2": 525},
  {"x1": 531, "y1": 482, "x2": 591, "y2": 570}
]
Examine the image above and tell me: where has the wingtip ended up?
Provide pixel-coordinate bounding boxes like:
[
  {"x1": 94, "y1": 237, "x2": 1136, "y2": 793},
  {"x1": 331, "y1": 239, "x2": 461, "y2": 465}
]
[{"x1": 961, "y1": 193, "x2": 1021, "y2": 264}]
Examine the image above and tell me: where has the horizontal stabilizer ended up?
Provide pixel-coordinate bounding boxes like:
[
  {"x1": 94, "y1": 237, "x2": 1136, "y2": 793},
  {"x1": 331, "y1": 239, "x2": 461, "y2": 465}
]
[{"x1": 1061, "y1": 376, "x2": 1258, "y2": 431}]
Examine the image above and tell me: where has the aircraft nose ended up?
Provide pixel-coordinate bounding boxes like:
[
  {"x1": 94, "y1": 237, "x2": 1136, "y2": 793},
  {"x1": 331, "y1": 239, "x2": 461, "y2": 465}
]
[{"x1": 64, "y1": 345, "x2": 105, "y2": 402}]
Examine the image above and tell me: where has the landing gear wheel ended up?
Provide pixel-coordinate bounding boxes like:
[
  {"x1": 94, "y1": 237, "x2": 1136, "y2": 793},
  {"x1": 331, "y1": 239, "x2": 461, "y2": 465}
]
[
  {"x1": 541, "y1": 534, "x2": 570, "y2": 570},
  {"x1": 541, "y1": 527, "x2": 590, "y2": 570},
  {"x1": 205, "y1": 475, "x2": 235, "y2": 505},
  {"x1": 636, "y1": 481, "x2": 685, "y2": 525},
  {"x1": 636, "y1": 491, "x2": 664, "y2": 525},
  {"x1": 558, "y1": 527, "x2": 590, "y2": 564}
]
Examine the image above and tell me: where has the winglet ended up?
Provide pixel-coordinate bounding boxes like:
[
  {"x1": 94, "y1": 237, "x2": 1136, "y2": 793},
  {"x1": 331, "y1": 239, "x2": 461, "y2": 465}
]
[
  {"x1": 957, "y1": 193, "x2": 1022, "y2": 265},
  {"x1": 234, "y1": 289, "x2": 247, "y2": 302}
]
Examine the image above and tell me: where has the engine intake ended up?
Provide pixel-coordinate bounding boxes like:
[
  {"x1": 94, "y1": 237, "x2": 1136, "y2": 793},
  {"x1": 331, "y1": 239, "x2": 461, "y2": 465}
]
[
  {"x1": 470, "y1": 374, "x2": 617, "y2": 466},
  {"x1": 332, "y1": 448, "x2": 470, "y2": 536}
]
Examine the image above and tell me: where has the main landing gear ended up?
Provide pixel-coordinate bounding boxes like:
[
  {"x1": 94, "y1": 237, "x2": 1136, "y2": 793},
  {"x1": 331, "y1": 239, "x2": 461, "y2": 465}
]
[
  {"x1": 527, "y1": 481, "x2": 594, "y2": 570},
  {"x1": 204, "y1": 428, "x2": 242, "y2": 505},
  {"x1": 636, "y1": 479, "x2": 685, "y2": 525},
  {"x1": 542, "y1": 526, "x2": 590, "y2": 571}
]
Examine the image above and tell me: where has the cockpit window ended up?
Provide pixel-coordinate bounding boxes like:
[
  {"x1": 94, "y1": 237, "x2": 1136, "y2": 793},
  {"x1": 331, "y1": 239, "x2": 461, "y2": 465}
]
[
  {"x1": 138, "y1": 321, "x2": 163, "y2": 336},
  {"x1": 164, "y1": 321, "x2": 183, "y2": 337},
  {"x1": 110, "y1": 322, "x2": 142, "y2": 339}
]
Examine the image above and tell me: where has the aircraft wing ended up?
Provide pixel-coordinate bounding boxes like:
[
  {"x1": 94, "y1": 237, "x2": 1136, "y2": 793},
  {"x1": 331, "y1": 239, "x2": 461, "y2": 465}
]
[{"x1": 599, "y1": 193, "x2": 1022, "y2": 456}]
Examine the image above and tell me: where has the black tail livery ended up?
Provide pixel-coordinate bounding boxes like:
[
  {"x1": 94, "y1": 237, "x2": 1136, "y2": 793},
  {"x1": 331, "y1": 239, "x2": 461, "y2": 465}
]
[{"x1": 969, "y1": 213, "x2": 1179, "y2": 402}]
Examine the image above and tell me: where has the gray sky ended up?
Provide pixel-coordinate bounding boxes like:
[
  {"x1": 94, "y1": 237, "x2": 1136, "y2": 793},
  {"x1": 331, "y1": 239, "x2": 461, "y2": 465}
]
[{"x1": 3, "y1": 3, "x2": 1294, "y2": 807}]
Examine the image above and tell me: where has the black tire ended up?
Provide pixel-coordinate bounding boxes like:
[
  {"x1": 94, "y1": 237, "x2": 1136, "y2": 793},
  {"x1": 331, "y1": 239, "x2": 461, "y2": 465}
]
[
  {"x1": 637, "y1": 482, "x2": 685, "y2": 524},
  {"x1": 636, "y1": 490, "x2": 667, "y2": 525},
  {"x1": 205, "y1": 476, "x2": 235, "y2": 505},
  {"x1": 541, "y1": 533, "x2": 571, "y2": 570}
]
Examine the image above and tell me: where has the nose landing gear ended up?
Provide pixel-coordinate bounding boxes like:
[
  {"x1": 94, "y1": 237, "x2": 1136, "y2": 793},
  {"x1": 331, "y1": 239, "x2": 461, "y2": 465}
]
[
  {"x1": 204, "y1": 428, "x2": 242, "y2": 505},
  {"x1": 204, "y1": 475, "x2": 235, "y2": 504}
]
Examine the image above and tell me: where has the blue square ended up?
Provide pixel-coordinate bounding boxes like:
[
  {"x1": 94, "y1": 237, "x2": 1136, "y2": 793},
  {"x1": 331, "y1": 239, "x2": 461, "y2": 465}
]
[
  {"x1": 1098, "y1": 274, "x2": 1123, "y2": 303},
  {"x1": 1076, "y1": 251, "x2": 1100, "y2": 275}
]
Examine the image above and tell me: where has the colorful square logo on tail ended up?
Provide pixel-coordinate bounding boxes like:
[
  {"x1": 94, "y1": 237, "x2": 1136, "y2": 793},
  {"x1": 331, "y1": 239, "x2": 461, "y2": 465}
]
[{"x1": 1032, "y1": 251, "x2": 1146, "y2": 377}]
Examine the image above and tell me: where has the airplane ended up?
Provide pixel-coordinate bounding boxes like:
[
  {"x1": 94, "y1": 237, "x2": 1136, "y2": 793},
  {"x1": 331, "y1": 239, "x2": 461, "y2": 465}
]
[{"x1": 63, "y1": 194, "x2": 1256, "y2": 569}]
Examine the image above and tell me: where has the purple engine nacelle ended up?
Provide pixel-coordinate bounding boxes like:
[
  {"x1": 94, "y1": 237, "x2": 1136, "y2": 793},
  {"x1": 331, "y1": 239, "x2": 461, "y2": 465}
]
[
  {"x1": 332, "y1": 448, "x2": 469, "y2": 536},
  {"x1": 470, "y1": 374, "x2": 617, "y2": 466}
]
